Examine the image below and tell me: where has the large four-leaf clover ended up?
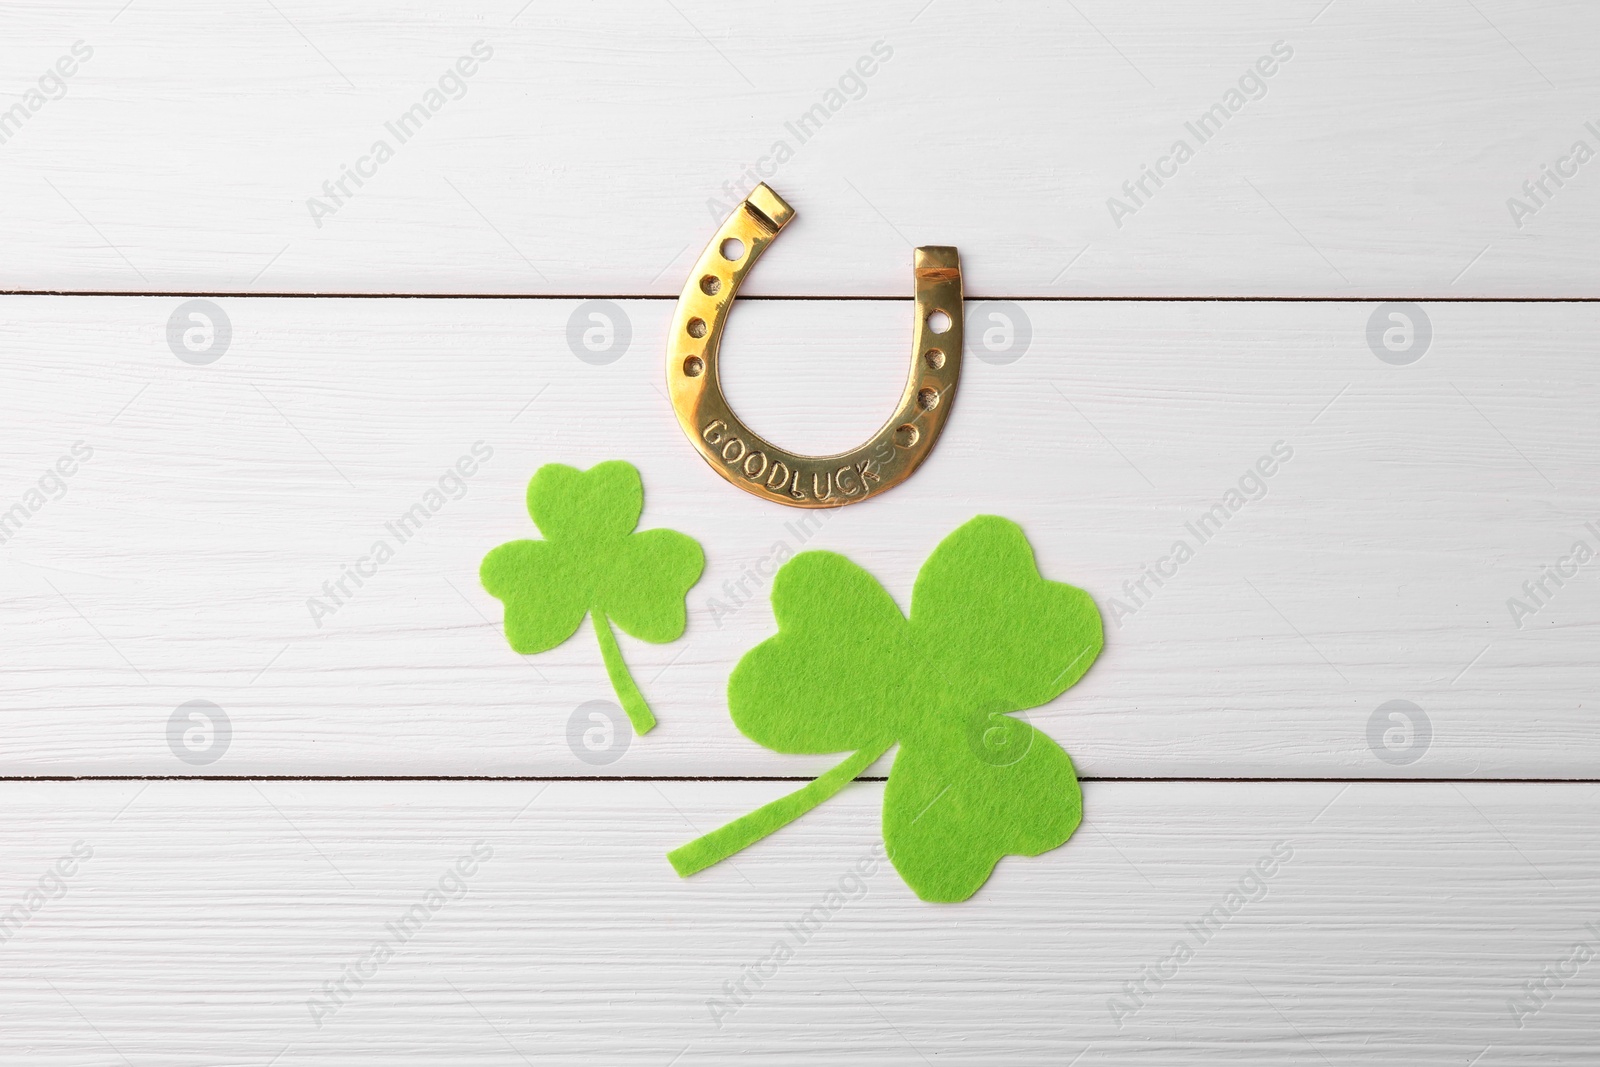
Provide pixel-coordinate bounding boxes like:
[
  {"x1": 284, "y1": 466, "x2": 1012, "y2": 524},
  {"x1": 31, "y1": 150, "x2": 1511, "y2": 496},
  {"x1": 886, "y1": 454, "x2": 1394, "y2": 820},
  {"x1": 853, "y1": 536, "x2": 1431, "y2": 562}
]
[
  {"x1": 481, "y1": 461, "x2": 704, "y2": 734},
  {"x1": 667, "y1": 515, "x2": 1103, "y2": 901}
]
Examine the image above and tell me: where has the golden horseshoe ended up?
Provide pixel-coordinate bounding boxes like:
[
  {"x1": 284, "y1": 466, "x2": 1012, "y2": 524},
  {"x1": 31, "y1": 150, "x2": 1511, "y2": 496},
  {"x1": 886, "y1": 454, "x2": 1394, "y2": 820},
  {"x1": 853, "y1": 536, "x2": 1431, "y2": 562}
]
[{"x1": 667, "y1": 184, "x2": 962, "y2": 508}]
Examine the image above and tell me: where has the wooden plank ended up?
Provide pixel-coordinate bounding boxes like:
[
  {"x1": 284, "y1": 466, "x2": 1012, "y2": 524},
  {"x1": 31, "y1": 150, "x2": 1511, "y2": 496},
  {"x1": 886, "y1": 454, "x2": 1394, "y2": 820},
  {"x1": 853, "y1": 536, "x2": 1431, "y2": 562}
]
[
  {"x1": 2, "y1": 2, "x2": 1597, "y2": 295},
  {"x1": 1, "y1": 296, "x2": 1594, "y2": 777},
  {"x1": 1, "y1": 779, "x2": 1595, "y2": 1063}
]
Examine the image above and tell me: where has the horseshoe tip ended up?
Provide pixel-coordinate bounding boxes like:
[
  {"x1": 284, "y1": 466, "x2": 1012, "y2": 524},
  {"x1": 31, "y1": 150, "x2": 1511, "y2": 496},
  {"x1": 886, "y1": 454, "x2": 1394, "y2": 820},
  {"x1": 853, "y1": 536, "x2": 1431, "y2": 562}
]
[
  {"x1": 745, "y1": 184, "x2": 794, "y2": 232},
  {"x1": 915, "y1": 245, "x2": 961, "y2": 277}
]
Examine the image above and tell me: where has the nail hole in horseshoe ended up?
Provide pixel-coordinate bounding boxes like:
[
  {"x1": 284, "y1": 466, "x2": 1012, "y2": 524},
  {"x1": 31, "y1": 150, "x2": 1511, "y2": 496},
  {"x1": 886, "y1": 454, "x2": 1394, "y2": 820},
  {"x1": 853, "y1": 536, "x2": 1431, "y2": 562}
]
[
  {"x1": 926, "y1": 309, "x2": 952, "y2": 335},
  {"x1": 917, "y1": 388, "x2": 940, "y2": 411},
  {"x1": 687, "y1": 317, "x2": 708, "y2": 338},
  {"x1": 699, "y1": 275, "x2": 722, "y2": 296},
  {"x1": 719, "y1": 238, "x2": 745, "y2": 261},
  {"x1": 923, "y1": 348, "x2": 945, "y2": 370},
  {"x1": 895, "y1": 424, "x2": 920, "y2": 448},
  {"x1": 683, "y1": 355, "x2": 704, "y2": 377}
]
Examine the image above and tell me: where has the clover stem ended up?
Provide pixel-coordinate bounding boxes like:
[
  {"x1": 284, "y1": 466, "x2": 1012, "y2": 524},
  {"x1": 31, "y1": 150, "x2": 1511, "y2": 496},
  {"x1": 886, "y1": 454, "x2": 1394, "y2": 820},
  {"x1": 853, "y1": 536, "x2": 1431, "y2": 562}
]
[
  {"x1": 667, "y1": 739, "x2": 895, "y2": 877},
  {"x1": 592, "y1": 610, "x2": 656, "y2": 736}
]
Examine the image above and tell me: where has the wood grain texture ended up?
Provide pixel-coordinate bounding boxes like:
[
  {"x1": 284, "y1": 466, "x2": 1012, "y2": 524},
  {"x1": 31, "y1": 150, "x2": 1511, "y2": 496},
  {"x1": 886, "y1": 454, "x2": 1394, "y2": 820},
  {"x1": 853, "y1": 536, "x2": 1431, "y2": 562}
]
[
  {"x1": 1, "y1": 296, "x2": 1594, "y2": 777},
  {"x1": 7, "y1": 3, "x2": 1599, "y2": 1062},
  {"x1": 0, "y1": 779, "x2": 1594, "y2": 1064},
  {"x1": 2, "y1": 2, "x2": 1598, "y2": 295}
]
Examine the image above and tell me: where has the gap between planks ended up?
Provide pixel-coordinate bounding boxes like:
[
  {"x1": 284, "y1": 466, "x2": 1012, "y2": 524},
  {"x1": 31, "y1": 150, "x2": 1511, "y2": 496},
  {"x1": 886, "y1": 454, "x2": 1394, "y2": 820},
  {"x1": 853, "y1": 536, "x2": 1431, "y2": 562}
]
[
  {"x1": 5, "y1": 291, "x2": 1600, "y2": 302},
  {"x1": 3, "y1": 775, "x2": 1597, "y2": 784}
]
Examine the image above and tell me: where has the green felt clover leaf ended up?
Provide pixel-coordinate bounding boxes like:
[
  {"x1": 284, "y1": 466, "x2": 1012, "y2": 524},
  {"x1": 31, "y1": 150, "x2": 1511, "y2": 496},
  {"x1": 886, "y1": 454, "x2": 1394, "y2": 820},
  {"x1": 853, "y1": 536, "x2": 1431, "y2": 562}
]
[
  {"x1": 481, "y1": 461, "x2": 704, "y2": 735},
  {"x1": 668, "y1": 515, "x2": 1103, "y2": 902}
]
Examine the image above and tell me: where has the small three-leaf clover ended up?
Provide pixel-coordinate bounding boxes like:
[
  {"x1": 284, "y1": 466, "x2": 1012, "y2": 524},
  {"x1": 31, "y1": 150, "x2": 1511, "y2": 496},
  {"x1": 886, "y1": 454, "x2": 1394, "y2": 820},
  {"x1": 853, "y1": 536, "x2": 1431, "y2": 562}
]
[
  {"x1": 481, "y1": 461, "x2": 704, "y2": 734},
  {"x1": 668, "y1": 515, "x2": 1102, "y2": 901}
]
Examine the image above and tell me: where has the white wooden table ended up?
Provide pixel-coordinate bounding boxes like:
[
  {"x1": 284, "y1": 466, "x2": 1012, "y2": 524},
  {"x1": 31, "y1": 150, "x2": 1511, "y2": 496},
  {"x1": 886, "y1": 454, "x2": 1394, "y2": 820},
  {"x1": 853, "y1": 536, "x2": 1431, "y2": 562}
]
[{"x1": 3, "y1": 2, "x2": 1598, "y2": 1062}]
